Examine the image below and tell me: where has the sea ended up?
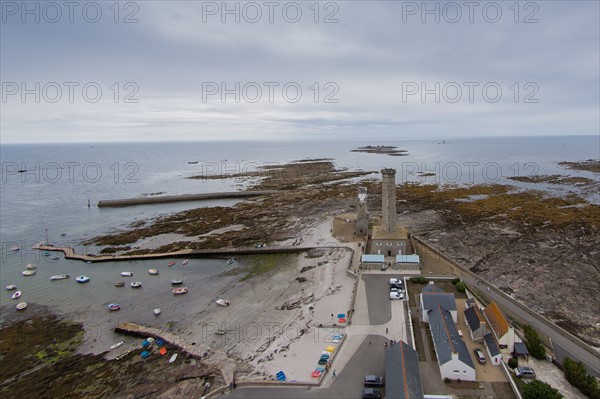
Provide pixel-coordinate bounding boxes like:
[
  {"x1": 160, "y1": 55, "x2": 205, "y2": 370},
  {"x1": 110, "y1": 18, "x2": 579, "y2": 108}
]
[{"x1": 0, "y1": 135, "x2": 598, "y2": 345}]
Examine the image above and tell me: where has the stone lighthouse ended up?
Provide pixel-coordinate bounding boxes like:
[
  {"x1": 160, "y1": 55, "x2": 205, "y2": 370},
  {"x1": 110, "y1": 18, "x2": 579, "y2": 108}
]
[{"x1": 381, "y1": 168, "x2": 397, "y2": 233}]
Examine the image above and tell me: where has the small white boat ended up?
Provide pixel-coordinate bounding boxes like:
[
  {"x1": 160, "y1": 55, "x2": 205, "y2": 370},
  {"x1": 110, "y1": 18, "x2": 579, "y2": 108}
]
[
  {"x1": 6, "y1": 285, "x2": 17, "y2": 291},
  {"x1": 130, "y1": 281, "x2": 142, "y2": 288},
  {"x1": 26, "y1": 263, "x2": 36, "y2": 270},
  {"x1": 182, "y1": 259, "x2": 189, "y2": 265},
  {"x1": 153, "y1": 308, "x2": 161, "y2": 316},
  {"x1": 147, "y1": 337, "x2": 155, "y2": 343},
  {"x1": 216, "y1": 299, "x2": 230, "y2": 307},
  {"x1": 170, "y1": 279, "x2": 183, "y2": 285},
  {"x1": 11, "y1": 245, "x2": 20, "y2": 251},
  {"x1": 169, "y1": 353, "x2": 177, "y2": 363},
  {"x1": 76, "y1": 275, "x2": 90, "y2": 283},
  {"x1": 12, "y1": 291, "x2": 22, "y2": 299},
  {"x1": 22, "y1": 270, "x2": 36, "y2": 276},
  {"x1": 16, "y1": 302, "x2": 27, "y2": 310},
  {"x1": 50, "y1": 274, "x2": 69, "y2": 280},
  {"x1": 172, "y1": 287, "x2": 188, "y2": 295},
  {"x1": 121, "y1": 271, "x2": 133, "y2": 277},
  {"x1": 148, "y1": 269, "x2": 159, "y2": 275},
  {"x1": 227, "y1": 258, "x2": 235, "y2": 265},
  {"x1": 107, "y1": 303, "x2": 121, "y2": 311},
  {"x1": 110, "y1": 341, "x2": 124, "y2": 350}
]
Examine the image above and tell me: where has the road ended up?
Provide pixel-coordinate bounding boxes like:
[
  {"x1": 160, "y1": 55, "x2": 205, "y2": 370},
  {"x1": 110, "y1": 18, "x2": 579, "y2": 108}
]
[{"x1": 224, "y1": 335, "x2": 387, "y2": 399}]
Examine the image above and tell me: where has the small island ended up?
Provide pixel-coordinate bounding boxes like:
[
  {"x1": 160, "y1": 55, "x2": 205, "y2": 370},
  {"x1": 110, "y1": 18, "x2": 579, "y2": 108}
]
[{"x1": 351, "y1": 145, "x2": 408, "y2": 156}]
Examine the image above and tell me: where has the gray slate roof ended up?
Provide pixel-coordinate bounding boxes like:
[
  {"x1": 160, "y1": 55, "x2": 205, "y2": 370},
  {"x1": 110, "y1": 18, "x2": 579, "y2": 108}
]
[
  {"x1": 422, "y1": 292, "x2": 457, "y2": 311},
  {"x1": 464, "y1": 307, "x2": 481, "y2": 331},
  {"x1": 484, "y1": 333, "x2": 501, "y2": 357},
  {"x1": 421, "y1": 284, "x2": 445, "y2": 293},
  {"x1": 385, "y1": 341, "x2": 424, "y2": 399},
  {"x1": 514, "y1": 342, "x2": 529, "y2": 356},
  {"x1": 428, "y1": 306, "x2": 475, "y2": 369}
]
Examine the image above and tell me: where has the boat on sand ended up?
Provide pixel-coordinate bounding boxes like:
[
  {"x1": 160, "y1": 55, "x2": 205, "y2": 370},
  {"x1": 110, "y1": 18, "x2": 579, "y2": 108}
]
[
  {"x1": 172, "y1": 287, "x2": 188, "y2": 295},
  {"x1": 216, "y1": 299, "x2": 230, "y2": 307},
  {"x1": 12, "y1": 291, "x2": 22, "y2": 299},
  {"x1": 50, "y1": 274, "x2": 69, "y2": 280}
]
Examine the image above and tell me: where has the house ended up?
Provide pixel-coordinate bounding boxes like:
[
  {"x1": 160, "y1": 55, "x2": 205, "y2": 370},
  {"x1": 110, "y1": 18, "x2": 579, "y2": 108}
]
[
  {"x1": 428, "y1": 305, "x2": 476, "y2": 381},
  {"x1": 385, "y1": 340, "x2": 424, "y2": 399},
  {"x1": 483, "y1": 333, "x2": 502, "y2": 365},
  {"x1": 483, "y1": 302, "x2": 522, "y2": 353},
  {"x1": 420, "y1": 283, "x2": 457, "y2": 323},
  {"x1": 464, "y1": 305, "x2": 487, "y2": 342}
]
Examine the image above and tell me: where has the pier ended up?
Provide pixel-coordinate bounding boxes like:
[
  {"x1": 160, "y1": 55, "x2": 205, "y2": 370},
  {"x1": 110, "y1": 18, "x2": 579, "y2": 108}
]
[
  {"x1": 97, "y1": 190, "x2": 278, "y2": 208},
  {"x1": 33, "y1": 243, "x2": 316, "y2": 263}
]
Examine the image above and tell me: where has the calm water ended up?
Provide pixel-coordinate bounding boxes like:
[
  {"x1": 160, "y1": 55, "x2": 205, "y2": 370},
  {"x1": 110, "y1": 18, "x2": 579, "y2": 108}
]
[{"x1": 0, "y1": 136, "x2": 598, "y2": 324}]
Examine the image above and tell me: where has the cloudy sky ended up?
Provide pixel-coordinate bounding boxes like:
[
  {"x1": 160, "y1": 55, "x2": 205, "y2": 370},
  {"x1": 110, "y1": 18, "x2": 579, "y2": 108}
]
[{"x1": 1, "y1": 0, "x2": 598, "y2": 143}]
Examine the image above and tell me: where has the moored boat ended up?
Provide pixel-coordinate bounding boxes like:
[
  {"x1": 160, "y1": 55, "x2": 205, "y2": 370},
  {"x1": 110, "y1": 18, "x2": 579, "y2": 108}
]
[
  {"x1": 26, "y1": 263, "x2": 36, "y2": 270},
  {"x1": 11, "y1": 245, "x2": 20, "y2": 251},
  {"x1": 168, "y1": 261, "x2": 176, "y2": 267},
  {"x1": 16, "y1": 302, "x2": 27, "y2": 310},
  {"x1": 227, "y1": 258, "x2": 234, "y2": 265},
  {"x1": 110, "y1": 341, "x2": 124, "y2": 350},
  {"x1": 12, "y1": 291, "x2": 22, "y2": 300},
  {"x1": 182, "y1": 259, "x2": 189, "y2": 265},
  {"x1": 169, "y1": 353, "x2": 177, "y2": 363},
  {"x1": 76, "y1": 275, "x2": 90, "y2": 283},
  {"x1": 50, "y1": 274, "x2": 69, "y2": 280},
  {"x1": 216, "y1": 299, "x2": 230, "y2": 307},
  {"x1": 170, "y1": 279, "x2": 183, "y2": 285},
  {"x1": 114, "y1": 281, "x2": 125, "y2": 287},
  {"x1": 6, "y1": 285, "x2": 17, "y2": 291},
  {"x1": 22, "y1": 270, "x2": 36, "y2": 276},
  {"x1": 154, "y1": 308, "x2": 161, "y2": 315},
  {"x1": 172, "y1": 287, "x2": 188, "y2": 295},
  {"x1": 148, "y1": 269, "x2": 159, "y2": 275},
  {"x1": 120, "y1": 271, "x2": 133, "y2": 277},
  {"x1": 107, "y1": 303, "x2": 121, "y2": 311},
  {"x1": 130, "y1": 281, "x2": 142, "y2": 288}
]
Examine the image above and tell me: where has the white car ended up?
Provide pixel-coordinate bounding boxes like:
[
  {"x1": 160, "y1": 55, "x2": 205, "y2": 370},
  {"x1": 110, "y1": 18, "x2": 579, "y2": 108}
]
[
  {"x1": 390, "y1": 287, "x2": 404, "y2": 294},
  {"x1": 389, "y1": 292, "x2": 404, "y2": 300},
  {"x1": 389, "y1": 278, "x2": 403, "y2": 286}
]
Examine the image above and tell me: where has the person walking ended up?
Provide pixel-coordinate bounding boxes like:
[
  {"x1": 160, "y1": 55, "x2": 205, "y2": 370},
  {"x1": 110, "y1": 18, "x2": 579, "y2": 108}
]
[{"x1": 332, "y1": 370, "x2": 337, "y2": 378}]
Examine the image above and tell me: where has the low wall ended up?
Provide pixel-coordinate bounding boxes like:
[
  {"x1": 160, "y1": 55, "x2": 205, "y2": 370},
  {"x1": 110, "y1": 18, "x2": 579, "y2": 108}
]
[{"x1": 98, "y1": 190, "x2": 277, "y2": 207}]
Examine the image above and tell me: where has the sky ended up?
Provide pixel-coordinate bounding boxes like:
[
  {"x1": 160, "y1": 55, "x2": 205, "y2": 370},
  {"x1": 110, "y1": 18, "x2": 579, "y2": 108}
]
[{"x1": 1, "y1": 0, "x2": 599, "y2": 143}]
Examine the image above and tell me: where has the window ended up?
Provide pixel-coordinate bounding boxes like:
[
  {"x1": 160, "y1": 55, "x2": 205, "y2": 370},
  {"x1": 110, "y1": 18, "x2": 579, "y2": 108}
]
[
  {"x1": 387, "y1": 242, "x2": 392, "y2": 246},
  {"x1": 453, "y1": 370, "x2": 459, "y2": 374}
]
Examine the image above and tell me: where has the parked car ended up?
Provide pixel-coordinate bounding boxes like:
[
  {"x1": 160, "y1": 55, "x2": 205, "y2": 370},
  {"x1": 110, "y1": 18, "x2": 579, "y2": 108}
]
[
  {"x1": 390, "y1": 292, "x2": 404, "y2": 300},
  {"x1": 473, "y1": 348, "x2": 486, "y2": 364},
  {"x1": 362, "y1": 388, "x2": 382, "y2": 399},
  {"x1": 515, "y1": 366, "x2": 536, "y2": 379},
  {"x1": 364, "y1": 375, "x2": 384, "y2": 387},
  {"x1": 389, "y1": 278, "x2": 403, "y2": 286},
  {"x1": 390, "y1": 287, "x2": 404, "y2": 293}
]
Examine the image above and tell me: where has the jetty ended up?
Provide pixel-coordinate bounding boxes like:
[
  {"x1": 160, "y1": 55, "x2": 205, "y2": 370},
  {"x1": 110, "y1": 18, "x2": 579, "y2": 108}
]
[
  {"x1": 97, "y1": 191, "x2": 277, "y2": 208},
  {"x1": 32, "y1": 243, "x2": 316, "y2": 263},
  {"x1": 115, "y1": 322, "x2": 236, "y2": 385}
]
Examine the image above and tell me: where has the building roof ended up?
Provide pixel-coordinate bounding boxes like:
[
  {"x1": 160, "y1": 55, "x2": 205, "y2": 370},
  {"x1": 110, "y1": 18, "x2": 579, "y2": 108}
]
[
  {"x1": 466, "y1": 298, "x2": 475, "y2": 307},
  {"x1": 514, "y1": 342, "x2": 529, "y2": 356},
  {"x1": 385, "y1": 341, "x2": 424, "y2": 399},
  {"x1": 428, "y1": 305, "x2": 475, "y2": 369},
  {"x1": 396, "y1": 254, "x2": 420, "y2": 263},
  {"x1": 421, "y1": 284, "x2": 445, "y2": 293},
  {"x1": 464, "y1": 306, "x2": 485, "y2": 332},
  {"x1": 483, "y1": 302, "x2": 510, "y2": 339},
  {"x1": 421, "y1": 292, "x2": 457, "y2": 311},
  {"x1": 484, "y1": 333, "x2": 501, "y2": 357},
  {"x1": 361, "y1": 254, "x2": 385, "y2": 263}
]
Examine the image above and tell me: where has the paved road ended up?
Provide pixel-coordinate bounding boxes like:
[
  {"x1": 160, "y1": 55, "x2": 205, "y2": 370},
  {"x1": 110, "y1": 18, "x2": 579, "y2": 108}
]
[
  {"x1": 224, "y1": 335, "x2": 387, "y2": 399},
  {"x1": 461, "y1": 275, "x2": 600, "y2": 377},
  {"x1": 361, "y1": 274, "x2": 405, "y2": 325}
]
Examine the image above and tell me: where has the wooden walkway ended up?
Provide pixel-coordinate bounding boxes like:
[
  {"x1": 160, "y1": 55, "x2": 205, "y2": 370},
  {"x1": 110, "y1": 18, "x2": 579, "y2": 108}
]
[
  {"x1": 115, "y1": 322, "x2": 236, "y2": 386},
  {"x1": 33, "y1": 243, "x2": 316, "y2": 263}
]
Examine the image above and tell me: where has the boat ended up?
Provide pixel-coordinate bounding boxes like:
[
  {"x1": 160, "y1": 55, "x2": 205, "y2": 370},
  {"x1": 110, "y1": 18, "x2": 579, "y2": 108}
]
[
  {"x1": 6, "y1": 285, "x2": 17, "y2": 291},
  {"x1": 170, "y1": 279, "x2": 183, "y2": 285},
  {"x1": 216, "y1": 299, "x2": 230, "y2": 307},
  {"x1": 60, "y1": 233, "x2": 66, "y2": 237},
  {"x1": 169, "y1": 353, "x2": 177, "y2": 363},
  {"x1": 22, "y1": 270, "x2": 36, "y2": 276},
  {"x1": 215, "y1": 329, "x2": 226, "y2": 335},
  {"x1": 153, "y1": 308, "x2": 161, "y2": 315},
  {"x1": 16, "y1": 302, "x2": 27, "y2": 310},
  {"x1": 172, "y1": 287, "x2": 188, "y2": 295},
  {"x1": 12, "y1": 291, "x2": 22, "y2": 299},
  {"x1": 147, "y1": 337, "x2": 155, "y2": 343},
  {"x1": 114, "y1": 281, "x2": 125, "y2": 287},
  {"x1": 120, "y1": 271, "x2": 133, "y2": 277},
  {"x1": 227, "y1": 258, "x2": 234, "y2": 265},
  {"x1": 168, "y1": 261, "x2": 176, "y2": 267},
  {"x1": 76, "y1": 275, "x2": 90, "y2": 283},
  {"x1": 130, "y1": 281, "x2": 142, "y2": 288},
  {"x1": 110, "y1": 341, "x2": 124, "y2": 350},
  {"x1": 50, "y1": 274, "x2": 69, "y2": 280},
  {"x1": 148, "y1": 269, "x2": 159, "y2": 275},
  {"x1": 188, "y1": 161, "x2": 198, "y2": 164},
  {"x1": 11, "y1": 245, "x2": 20, "y2": 251},
  {"x1": 43, "y1": 251, "x2": 51, "y2": 256},
  {"x1": 182, "y1": 259, "x2": 189, "y2": 265},
  {"x1": 51, "y1": 256, "x2": 60, "y2": 260},
  {"x1": 107, "y1": 303, "x2": 121, "y2": 311},
  {"x1": 26, "y1": 263, "x2": 36, "y2": 270}
]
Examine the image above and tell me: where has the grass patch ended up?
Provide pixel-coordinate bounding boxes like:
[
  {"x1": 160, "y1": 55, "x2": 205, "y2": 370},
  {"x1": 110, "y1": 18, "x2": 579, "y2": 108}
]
[{"x1": 241, "y1": 253, "x2": 292, "y2": 281}]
